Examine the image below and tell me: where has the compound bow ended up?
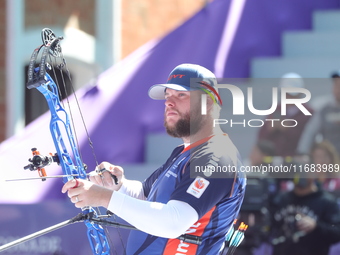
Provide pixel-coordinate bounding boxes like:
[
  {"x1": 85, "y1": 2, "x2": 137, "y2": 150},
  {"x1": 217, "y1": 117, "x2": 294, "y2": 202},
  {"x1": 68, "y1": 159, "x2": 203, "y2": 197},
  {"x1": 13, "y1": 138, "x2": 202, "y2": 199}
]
[
  {"x1": 1, "y1": 28, "x2": 113, "y2": 255},
  {"x1": 0, "y1": 28, "x2": 201, "y2": 255}
]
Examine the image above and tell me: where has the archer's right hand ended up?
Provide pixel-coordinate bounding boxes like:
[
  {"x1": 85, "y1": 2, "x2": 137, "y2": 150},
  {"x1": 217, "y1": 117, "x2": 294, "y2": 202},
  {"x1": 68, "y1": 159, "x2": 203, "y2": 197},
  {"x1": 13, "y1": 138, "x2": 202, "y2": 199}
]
[{"x1": 89, "y1": 161, "x2": 124, "y2": 191}]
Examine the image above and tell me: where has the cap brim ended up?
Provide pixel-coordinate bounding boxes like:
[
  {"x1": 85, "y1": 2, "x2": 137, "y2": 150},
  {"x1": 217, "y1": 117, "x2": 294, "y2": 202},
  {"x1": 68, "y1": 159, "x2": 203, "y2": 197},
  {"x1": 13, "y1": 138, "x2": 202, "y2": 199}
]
[{"x1": 148, "y1": 84, "x2": 195, "y2": 100}]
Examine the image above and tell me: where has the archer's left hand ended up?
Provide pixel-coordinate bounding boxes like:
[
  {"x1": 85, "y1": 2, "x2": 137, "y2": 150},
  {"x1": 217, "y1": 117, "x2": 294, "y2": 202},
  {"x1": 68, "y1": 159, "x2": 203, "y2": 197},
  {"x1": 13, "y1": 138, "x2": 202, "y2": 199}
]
[{"x1": 61, "y1": 179, "x2": 113, "y2": 209}]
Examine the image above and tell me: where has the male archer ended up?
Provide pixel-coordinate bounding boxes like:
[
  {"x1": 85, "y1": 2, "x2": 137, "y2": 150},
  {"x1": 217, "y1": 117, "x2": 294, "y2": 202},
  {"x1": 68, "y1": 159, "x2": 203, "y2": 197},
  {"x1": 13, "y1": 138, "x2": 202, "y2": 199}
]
[{"x1": 62, "y1": 63, "x2": 246, "y2": 254}]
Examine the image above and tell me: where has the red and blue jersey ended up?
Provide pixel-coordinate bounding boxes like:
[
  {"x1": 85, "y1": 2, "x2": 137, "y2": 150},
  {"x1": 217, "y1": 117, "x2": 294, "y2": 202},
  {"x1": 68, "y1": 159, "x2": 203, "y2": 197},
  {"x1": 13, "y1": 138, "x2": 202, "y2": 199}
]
[{"x1": 126, "y1": 134, "x2": 246, "y2": 254}]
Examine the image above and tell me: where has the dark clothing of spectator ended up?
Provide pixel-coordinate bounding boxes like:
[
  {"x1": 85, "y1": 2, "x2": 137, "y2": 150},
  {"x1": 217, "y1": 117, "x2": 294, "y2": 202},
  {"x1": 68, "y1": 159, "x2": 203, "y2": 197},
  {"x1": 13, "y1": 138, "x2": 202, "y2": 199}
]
[{"x1": 270, "y1": 188, "x2": 340, "y2": 255}]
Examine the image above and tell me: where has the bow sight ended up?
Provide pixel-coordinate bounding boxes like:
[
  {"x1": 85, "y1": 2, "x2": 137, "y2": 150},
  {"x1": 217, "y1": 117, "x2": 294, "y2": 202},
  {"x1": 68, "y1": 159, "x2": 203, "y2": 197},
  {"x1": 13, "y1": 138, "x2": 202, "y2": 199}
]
[{"x1": 24, "y1": 148, "x2": 59, "y2": 181}]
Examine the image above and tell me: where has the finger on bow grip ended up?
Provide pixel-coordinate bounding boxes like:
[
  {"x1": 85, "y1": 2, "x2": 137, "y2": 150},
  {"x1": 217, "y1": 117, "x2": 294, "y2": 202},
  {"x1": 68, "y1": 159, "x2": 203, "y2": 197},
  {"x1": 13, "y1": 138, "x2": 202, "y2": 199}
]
[{"x1": 72, "y1": 179, "x2": 80, "y2": 189}]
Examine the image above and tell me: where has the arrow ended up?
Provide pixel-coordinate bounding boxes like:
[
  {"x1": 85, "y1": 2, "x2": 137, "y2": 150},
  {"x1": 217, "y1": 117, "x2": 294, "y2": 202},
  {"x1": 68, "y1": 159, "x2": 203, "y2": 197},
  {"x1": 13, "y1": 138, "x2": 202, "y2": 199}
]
[{"x1": 5, "y1": 174, "x2": 83, "y2": 182}]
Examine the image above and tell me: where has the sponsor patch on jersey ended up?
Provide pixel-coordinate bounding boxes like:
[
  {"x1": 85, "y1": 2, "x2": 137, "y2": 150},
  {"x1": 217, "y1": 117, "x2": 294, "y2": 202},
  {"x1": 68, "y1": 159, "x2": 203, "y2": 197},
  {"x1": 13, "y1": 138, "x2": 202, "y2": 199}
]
[{"x1": 186, "y1": 176, "x2": 210, "y2": 198}]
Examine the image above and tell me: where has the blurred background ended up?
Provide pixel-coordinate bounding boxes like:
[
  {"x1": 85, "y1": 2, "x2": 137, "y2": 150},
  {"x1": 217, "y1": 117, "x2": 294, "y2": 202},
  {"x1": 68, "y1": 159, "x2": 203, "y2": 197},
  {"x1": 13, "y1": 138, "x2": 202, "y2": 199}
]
[{"x1": 1, "y1": 0, "x2": 340, "y2": 254}]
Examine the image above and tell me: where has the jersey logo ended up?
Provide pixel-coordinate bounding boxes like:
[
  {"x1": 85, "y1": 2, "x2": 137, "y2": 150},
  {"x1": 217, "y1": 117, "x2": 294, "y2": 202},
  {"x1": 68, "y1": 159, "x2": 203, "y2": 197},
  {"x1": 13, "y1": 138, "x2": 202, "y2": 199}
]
[
  {"x1": 194, "y1": 179, "x2": 205, "y2": 189},
  {"x1": 186, "y1": 177, "x2": 210, "y2": 198}
]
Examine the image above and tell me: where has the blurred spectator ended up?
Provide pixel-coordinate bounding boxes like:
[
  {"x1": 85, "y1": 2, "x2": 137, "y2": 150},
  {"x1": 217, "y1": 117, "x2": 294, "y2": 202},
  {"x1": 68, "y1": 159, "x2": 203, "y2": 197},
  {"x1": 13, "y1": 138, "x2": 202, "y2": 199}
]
[
  {"x1": 310, "y1": 140, "x2": 340, "y2": 192},
  {"x1": 269, "y1": 169, "x2": 340, "y2": 255},
  {"x1": 257, "y1": 73, "x2": 313, "y2": 157},
  {"x1": 298, "y1": 71, "x2": 340, "y2": 155},
  {"x1": 249, "y1": 140, "x2": 276, "y2": 166}
]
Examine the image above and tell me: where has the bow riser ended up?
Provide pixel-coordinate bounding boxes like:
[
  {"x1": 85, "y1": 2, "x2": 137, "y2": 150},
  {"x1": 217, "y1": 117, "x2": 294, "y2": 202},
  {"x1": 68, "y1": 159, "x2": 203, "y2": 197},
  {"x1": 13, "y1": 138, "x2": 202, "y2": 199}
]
[
  {"x1": 32, "y1": 68, "x2": 111, "y2": 255},
  {"x1": 35, "y1": 72, "x2": 86, "y2": 182}
]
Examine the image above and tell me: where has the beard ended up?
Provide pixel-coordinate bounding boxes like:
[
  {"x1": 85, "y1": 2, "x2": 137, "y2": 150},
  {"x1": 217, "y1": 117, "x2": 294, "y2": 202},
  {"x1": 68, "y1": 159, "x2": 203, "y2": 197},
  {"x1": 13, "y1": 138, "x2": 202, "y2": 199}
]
[{"x1": 164, "y1": 107, "x2": 204, "y2": 138}]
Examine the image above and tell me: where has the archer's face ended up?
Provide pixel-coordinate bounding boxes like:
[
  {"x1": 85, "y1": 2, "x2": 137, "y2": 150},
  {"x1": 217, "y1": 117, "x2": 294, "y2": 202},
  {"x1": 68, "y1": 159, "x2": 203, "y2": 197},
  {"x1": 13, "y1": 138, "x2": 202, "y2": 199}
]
[
  {"x1": 163, "y1": 89, "x2": 203, "y2": 138},
  {"x1": 164, "y1": 89, "x2": 191, "y2": 126}
]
